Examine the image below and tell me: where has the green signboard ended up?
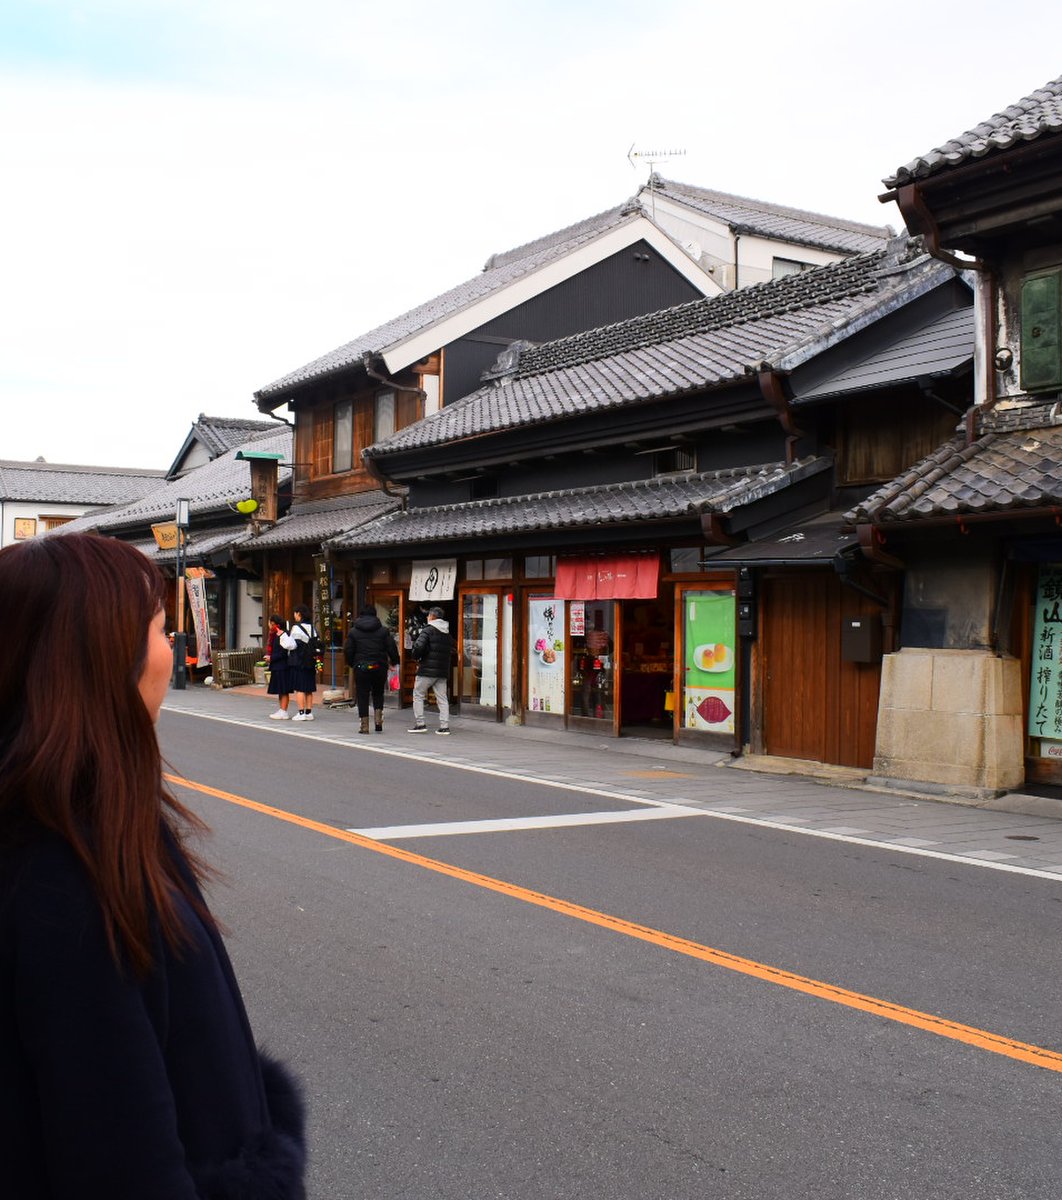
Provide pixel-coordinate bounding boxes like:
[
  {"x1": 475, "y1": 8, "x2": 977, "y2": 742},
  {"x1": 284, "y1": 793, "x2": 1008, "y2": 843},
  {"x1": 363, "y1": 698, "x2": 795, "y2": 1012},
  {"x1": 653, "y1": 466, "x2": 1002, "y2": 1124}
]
[
  {"x1": 1029, "y1": 564, "x2": 1062, "y2": 740},
  {"x1": 682, "y1": 589, "x2": 736, "y2": 733}
]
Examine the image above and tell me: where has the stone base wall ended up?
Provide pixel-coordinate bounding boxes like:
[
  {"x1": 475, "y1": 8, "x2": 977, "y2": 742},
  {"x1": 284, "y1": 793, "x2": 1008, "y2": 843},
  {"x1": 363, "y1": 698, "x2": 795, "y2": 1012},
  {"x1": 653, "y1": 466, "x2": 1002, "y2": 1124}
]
[{"x1": 871, "y1": 648, "x2": 1024, "y2": 795}]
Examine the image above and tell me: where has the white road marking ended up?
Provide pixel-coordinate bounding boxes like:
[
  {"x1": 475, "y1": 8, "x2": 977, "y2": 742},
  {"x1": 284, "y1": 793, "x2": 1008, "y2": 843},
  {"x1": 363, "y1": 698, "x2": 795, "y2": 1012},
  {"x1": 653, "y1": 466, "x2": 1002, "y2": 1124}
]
[
  {"x1": 161, "y1": 705, "x2": 1062, "y2": 881},
  {"x1": 352, "y1": 805, "x2": 702, "y2": 840}
]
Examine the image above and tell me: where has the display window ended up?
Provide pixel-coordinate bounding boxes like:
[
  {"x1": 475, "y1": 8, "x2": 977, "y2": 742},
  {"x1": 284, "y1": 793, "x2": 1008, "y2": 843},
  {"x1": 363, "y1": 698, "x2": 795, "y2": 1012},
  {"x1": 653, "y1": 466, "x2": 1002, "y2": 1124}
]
[{"x1": 565, "y1": 600, "x2": 620, "y2": 734}]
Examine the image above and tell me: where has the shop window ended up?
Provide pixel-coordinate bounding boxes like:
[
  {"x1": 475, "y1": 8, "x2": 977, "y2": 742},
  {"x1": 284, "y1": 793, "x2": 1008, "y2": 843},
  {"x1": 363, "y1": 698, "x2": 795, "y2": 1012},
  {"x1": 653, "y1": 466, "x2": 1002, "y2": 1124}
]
[
  {"x1": 333, "y1": 399, "x2": 353, "y2": 473},
  {"x1": 374, "y1": 390, "x2": 396, "y2": 443},
  {"x1": 466, "y1": 558, "x2": 512, "y2": 581},
  {"x1": 524, "y1": 555, "x2": 555, "y2": 578}
]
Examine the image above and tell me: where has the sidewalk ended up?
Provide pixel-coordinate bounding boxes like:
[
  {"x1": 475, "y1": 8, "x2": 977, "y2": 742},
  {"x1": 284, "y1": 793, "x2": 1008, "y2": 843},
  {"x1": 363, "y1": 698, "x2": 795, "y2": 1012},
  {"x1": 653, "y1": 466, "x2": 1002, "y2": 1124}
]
[{"x1": 161, "y1": 680, "x2": 1062, "y2": 879}]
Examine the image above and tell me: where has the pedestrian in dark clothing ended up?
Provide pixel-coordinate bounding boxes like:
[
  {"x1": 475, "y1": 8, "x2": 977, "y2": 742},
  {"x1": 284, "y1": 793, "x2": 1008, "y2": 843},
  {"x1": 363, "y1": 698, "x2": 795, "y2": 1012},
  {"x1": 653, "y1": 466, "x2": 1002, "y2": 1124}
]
[
  {"x1": 266, "y1": 612, "x2": 293, "y2": 720},
  {"x1": 343, "y1": 604, "x2": 400, "y2": 734},
  {"x1": 0, "y1": 533, "x2": 306, "y2": 1200},
  {"x1": 408, "y1": 605, "x2": 454, "y2": 735}
]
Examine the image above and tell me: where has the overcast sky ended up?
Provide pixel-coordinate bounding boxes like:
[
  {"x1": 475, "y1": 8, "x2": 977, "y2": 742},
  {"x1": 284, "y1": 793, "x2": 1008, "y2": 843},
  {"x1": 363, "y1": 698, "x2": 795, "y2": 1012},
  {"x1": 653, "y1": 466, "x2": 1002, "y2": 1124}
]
[{"x1": 2, "y1": 1, "x2": 1060, "y2": 470}]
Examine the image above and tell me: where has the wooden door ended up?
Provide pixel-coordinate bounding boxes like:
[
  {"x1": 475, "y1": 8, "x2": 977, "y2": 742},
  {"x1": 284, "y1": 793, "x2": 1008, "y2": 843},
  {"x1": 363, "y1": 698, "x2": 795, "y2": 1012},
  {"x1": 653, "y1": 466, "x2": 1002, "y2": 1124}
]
[{"x1": 760, "y1": 572, "x2": 883, "y2": 769}]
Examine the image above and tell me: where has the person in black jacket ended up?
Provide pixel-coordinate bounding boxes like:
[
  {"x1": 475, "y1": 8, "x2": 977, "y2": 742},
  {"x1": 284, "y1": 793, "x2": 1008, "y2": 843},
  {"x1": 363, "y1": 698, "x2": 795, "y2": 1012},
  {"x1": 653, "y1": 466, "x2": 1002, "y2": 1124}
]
[
  {"x1": 408, "y1": 605, "x2": 454, "y2": 735},
  {"x1": 0, "y1": 533, "x2": 306, "y2": 1200},
  {"x1": 343, "y1": 604, "x2": 400, "y2": 734}
]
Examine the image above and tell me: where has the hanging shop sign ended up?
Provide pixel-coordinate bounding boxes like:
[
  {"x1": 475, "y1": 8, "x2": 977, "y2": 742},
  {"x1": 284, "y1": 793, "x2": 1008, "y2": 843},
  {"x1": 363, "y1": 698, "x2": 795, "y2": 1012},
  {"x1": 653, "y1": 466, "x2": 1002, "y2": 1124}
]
[
  {"x1": 554, "y1": 553, "x2": 660, "y2": 600},
  {"x1": 1029, "y1": 563, "x2": 1062, "y2": 748},
  {"x1": 314, "y1": 555, "x2": 333, "y2": 647},
  {"x1": 151, "y1": 522, "x2": 179, "y2": 551},
  {"x1": 410, "y1": 558, "x2": 457, "y2": 601}
]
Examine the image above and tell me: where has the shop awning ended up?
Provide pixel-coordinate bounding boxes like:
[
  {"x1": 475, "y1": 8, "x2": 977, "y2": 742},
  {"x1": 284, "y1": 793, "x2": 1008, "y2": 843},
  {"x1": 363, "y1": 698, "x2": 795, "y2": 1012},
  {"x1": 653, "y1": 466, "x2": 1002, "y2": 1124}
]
[{"x1": 554, "y1": 553, "x2": 660, "y2": 600}]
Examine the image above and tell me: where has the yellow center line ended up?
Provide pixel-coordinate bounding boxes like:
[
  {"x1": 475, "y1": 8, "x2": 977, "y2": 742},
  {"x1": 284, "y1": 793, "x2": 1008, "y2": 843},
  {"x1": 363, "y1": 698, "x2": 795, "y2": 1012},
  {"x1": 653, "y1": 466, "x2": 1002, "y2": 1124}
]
[{"x1": 165, "y1": 771, "x2": 1062, "y2": 1075}]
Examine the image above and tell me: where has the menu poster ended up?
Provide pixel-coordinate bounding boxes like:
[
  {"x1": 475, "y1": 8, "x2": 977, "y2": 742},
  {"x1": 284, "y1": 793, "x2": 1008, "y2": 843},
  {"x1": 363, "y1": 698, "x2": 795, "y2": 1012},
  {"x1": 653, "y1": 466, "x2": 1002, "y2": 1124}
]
[
  {"x1": 528, "y1": 596, "x2": 565, "y2": 714},
  {"x1": 186, "y1": 573, "x2": 212, "y2": 668},
  {"x1": 1029, "y1": 564, "x2": 1062, "y2": 744},
  {"x1": 683, "y1": 589, "x2": 736, "y2": 733}
]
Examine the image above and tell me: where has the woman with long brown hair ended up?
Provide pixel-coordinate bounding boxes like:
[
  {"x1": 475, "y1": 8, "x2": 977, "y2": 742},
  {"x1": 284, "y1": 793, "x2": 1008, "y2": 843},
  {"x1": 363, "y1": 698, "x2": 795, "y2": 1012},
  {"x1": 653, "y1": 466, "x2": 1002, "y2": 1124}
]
[{"x1": 0, "y1": 534, "x2": 306, "y2": 1198}]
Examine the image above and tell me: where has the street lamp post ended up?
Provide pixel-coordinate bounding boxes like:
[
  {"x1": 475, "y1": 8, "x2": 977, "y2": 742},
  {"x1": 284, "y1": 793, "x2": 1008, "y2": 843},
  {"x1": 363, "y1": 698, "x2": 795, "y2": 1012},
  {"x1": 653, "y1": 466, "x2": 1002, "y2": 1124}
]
[{"x1": 172, "y1": 498, "x2": 190, "y2": 690}]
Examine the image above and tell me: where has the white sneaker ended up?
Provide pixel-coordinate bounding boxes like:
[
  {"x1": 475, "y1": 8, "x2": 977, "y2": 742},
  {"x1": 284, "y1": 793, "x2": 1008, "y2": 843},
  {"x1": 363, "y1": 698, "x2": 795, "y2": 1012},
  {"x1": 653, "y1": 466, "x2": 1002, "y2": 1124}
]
[
  {"x1": 303, "y1": 711, "x2": 314, "y2": 721},
  {"x1": 291, "y1": 712, "x2": 307, "y2": 722},
  {"x1": 269, "y1": 709, "x2": 291, "y2": 720}
]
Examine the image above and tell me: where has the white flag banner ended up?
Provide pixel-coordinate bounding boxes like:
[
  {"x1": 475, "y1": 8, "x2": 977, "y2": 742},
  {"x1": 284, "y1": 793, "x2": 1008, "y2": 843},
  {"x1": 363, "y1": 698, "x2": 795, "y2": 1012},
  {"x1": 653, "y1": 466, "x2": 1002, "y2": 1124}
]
[{"x1": 409, "y1": 559, "x2": 457, "y2": 601}]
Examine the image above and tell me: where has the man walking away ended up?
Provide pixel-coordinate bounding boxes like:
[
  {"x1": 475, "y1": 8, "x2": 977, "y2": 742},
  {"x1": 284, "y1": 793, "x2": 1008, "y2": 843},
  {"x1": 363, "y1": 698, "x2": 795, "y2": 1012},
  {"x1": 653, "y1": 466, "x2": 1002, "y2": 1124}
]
[
  {"x1": 408, "y1": 606, "x2": 454, "y2": 735},
  {"x1": 343, "y1": 605, "x2": 400, "y2": 734}
]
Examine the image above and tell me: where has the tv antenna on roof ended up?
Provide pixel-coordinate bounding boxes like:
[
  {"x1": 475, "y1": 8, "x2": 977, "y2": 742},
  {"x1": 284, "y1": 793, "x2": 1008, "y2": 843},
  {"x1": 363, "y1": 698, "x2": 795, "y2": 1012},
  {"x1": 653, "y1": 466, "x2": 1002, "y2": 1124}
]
[{"x1": 628, "y1": 145, "x2": 686, "y2": 217}]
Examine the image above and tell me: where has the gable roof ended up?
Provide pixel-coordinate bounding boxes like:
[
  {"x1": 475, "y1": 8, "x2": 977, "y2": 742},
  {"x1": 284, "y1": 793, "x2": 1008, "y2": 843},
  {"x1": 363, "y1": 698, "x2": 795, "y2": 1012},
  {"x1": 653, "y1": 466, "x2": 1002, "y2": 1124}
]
[
  {"x1": 167, "y1": 413, "x2": 283, "y2": 478},
  {"x1": 885, "y1": 75, "x2": 1062, "y2": 189},
  {"x1": 365, "y1": 241, "x2": 956, "y2": 461},
  {"x1": 846, "y1": 400, "x2": 1062, "y2": 525},
  {"x1": 254, "y1": 202, "x2": 718, "y2": 406},
  {"x1": 0, "y1": 460, "x2": 163, "y2": 506},
  {"x1": 61, "y1": 427, "x2": 293, "y2": 534},
  {"x1": 649, "y1": 177, "x2": 891, "y2": 254},
  {"x1": 330, "y1": 458, "x2": 831, "y2": 552}
]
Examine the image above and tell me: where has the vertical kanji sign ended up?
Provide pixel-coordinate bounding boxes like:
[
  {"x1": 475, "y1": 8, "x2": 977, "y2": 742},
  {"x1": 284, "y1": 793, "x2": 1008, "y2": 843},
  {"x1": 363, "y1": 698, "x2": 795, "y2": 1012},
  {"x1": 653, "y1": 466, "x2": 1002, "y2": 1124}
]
[{"x1": 1029, "y1": 564, "x2": 1062, "y2": 741}]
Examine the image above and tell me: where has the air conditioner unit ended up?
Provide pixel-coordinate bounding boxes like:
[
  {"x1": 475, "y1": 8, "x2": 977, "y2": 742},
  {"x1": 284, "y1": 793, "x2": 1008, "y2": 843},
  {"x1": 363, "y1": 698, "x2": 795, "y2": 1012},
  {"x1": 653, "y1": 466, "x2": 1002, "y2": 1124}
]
[{"x1": 245, "y1": 580, "x2": 264, "y2": 599}]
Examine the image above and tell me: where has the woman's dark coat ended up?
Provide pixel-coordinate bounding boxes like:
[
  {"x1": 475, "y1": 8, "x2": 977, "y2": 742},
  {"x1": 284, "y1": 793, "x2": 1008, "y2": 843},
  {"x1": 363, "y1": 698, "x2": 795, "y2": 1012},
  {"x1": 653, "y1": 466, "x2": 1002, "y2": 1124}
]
[
  {"x1": 343, "y1": 615, "x2": 399, "y2": 671},
  {"x1": 0, "y1": 828, "x2": 306, "y2": 1199}
]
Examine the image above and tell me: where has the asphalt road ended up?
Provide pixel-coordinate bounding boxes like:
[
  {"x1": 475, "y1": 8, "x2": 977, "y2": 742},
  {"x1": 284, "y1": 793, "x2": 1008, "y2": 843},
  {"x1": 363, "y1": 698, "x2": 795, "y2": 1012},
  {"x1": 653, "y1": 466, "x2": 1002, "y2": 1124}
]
[{"x1": 159, "y1": 709, "x2": 1062, "y2": 1200}]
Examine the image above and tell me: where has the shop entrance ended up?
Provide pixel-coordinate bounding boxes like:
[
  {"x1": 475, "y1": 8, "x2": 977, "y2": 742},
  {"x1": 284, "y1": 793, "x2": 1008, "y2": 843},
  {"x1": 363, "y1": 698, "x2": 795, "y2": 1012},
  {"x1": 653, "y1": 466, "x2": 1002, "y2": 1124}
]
[{"x1": 619, "y1": 588, "x2": 674, "y2": 736}]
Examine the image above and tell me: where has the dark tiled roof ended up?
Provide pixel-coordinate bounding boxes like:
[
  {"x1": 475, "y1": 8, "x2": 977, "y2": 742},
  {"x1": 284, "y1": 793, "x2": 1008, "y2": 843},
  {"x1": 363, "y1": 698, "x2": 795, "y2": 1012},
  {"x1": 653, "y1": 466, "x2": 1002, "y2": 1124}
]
[
  {"x1": 81, "y1": 427, "x2": 293, "y2": 532},
  {"x1": 332, "y1": 458, "x2": 831, "y2": 549},
  {"x1": 255, "y1": 204, "x2": 646, "y2": 400},
  {"x1": 886, "y1": 75, "x2": 1062, "y2": 188},
  {"x1": 652, "y1": 177, "x2": 891, "y2": 253},
  {"x1": 846, "y1": 402, "x2": 1062, "y2": 523},
  {"x1": 187, "y1": 414, "x2": 282, "y2": 457},
  {"x1": 0, "y1": 460, "x2": 163, "y2": 504},
  {"x1": 240, "y1": 490, "x2": 401, "y2": 549},
  {"x1": 367, "y1": 244, "x2": 952, "y2": 457}
]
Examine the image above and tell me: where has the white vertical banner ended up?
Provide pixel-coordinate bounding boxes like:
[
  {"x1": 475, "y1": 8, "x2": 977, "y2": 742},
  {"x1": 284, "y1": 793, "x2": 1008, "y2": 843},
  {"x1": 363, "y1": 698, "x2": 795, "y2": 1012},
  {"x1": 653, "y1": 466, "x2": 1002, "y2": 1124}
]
[{"x1": 186, "y1": 575, "x2": 212, "y2": 667}]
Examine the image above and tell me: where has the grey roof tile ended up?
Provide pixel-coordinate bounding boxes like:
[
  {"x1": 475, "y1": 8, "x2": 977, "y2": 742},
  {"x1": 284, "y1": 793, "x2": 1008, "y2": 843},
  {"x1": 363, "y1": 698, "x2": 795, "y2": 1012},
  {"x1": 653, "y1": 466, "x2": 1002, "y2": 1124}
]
[
  {"x1": 368, "y1": 244, "x2": 953, "y2": 458},
  {"x1": 239, "y1": 490, "x2": 401, "y2": 549},
  {"x1": 846, "y1": 408, "x2": 1062, "y2": 524},
  {"x1": 0, "y1": 460, "x2": 163, "y2": 505},
  {"x1": 255, "y1": 204, "x2": 646, "y2": 400},
  {"x1": 331, "y1": 458, "x2": 831, "y2": 549},
  {"x1": 70, "y1": 427, "x2": 293, "y2": 532},
  {"x1": 652, "y1": 177, "x2": 891, "y2": 253},
  {"x1": 886, "y1": 75, "x2": 1062, "y2": 188}
]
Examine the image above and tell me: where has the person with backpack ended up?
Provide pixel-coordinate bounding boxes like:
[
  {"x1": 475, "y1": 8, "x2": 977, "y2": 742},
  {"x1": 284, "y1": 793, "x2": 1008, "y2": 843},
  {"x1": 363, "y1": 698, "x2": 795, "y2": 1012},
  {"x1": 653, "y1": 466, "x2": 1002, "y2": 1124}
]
[
  {"x1": 408, "y1": 606, "x2": 454, "y2": 736},
  {"x1": 343, "y1": 604, "x2": 400, "y2": 735},
  {"x1": 280, "y1": 604, "x2": 319, "y2": 722}
]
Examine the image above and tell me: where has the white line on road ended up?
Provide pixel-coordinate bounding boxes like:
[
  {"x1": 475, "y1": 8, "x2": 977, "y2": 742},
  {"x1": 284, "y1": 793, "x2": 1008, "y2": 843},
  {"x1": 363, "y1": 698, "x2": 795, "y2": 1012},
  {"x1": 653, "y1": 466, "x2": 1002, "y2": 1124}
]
[{"x1": 351, "y1": 804, "x2": 703, "y2": 840}]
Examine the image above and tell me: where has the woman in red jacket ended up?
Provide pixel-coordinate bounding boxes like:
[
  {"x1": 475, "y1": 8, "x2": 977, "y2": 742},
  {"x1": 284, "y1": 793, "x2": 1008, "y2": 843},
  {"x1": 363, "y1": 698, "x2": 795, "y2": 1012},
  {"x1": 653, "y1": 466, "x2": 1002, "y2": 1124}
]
[{"x1": 0, "y1": 534, "x2": 306, "y2": 1199}]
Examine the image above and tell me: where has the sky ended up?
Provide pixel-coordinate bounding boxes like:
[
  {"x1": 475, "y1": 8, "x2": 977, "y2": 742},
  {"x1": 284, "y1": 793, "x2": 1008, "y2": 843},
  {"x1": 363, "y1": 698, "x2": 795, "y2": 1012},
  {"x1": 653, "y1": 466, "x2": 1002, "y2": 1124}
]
[{"x1": 2, "y1": 1, "x2": 1061, "y2": 470}]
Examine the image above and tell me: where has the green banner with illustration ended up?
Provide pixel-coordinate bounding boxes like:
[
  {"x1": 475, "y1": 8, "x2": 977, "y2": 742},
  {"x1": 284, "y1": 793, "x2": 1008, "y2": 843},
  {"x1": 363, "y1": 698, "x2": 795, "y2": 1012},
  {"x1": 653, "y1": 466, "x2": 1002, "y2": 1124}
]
[{"x1": 682, "y1": 589, "x2": 736, "y2": 733}]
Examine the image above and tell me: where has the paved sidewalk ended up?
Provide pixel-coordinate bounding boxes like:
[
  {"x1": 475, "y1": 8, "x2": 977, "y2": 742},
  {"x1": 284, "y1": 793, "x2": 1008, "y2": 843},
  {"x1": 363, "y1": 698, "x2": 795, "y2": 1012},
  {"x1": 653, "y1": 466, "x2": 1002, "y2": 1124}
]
[{"x1": 161, "y1": 681, "x2": 1062, "y2": 880}]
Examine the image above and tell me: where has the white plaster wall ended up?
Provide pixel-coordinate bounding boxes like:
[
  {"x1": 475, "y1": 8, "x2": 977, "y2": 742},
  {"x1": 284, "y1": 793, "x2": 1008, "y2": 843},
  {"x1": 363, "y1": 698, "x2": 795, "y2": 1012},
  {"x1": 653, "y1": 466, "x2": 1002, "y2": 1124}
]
[
  {"x1": 733, "y1": 235, "x2": 843, "y2": 288},
  {"x1": 0, "y1": 500, "x2": 94, "y2": 547}
]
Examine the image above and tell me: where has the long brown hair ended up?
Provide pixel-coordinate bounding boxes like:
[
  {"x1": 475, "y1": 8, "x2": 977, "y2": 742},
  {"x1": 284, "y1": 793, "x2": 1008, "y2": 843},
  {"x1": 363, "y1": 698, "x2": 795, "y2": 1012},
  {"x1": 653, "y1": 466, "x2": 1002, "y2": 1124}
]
[{"x1": 0, "y1": 533, "x2": 210, "y2": 975}]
